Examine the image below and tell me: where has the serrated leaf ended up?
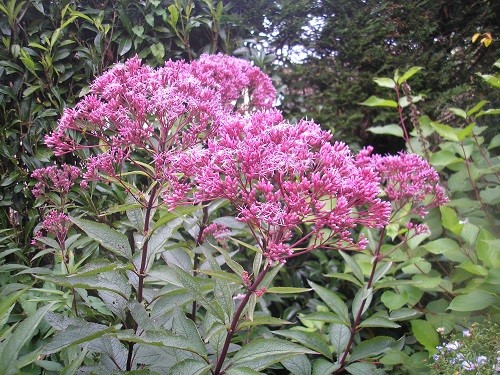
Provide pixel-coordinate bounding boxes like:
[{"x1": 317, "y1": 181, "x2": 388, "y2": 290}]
[
  {"x1": 229, "y1": 338, "x2": 316, "y2": 371},
  {"x1": 312, "y1": 359, "x2": 341, "y2": 375},
  {"x1": 329, "y1": 323, "x2": 351, "y2": 356},
  {"x1": 274, "y1": 330, "x2": 332, "y2": 358},
  {"x1": 282, "y1": 354, "x2": 311, "y2": 375},
  {"x1": 0, "y1": 302, "x2": 55, "y2": 375},
  {"x1": 448, "y1": 107, "x2": 467, "y2": 119},
  {"x1": 428, "y1": 121, "x2": 460, "y2": 142},
  {"x1": 359, "y1": 96, "x2": 398, "y2": 108},
  {"x1": 410, "y1": 320, "x2": 438, "y2": 354},
  {"x1": 345, "y1": 362, "x2": 383, "y2": 375},
  {"x1": 300, "y1": 312, "x2": 345, "y2": 324},
  {"x1": 308, "y1": 281, "x2": 350, "y2": 324},
  {"x1": 349, "y1": 336, "x2": 395, "y2": 362},
  {"x1": 381, "y1": 291, "x2": 408, "y2": 311},
  {"x1": 169, "y1": 359, "x2": 212, "y2": 375},
  {"x1": 71, "y1": 217, "x2": 132, "y2": 259},
  {"x1": 172, "y1": 308, "x2": 207, "y2": 359},
  {"x1": 367, "y1": 124, "x2": 403, "y2": 138}
]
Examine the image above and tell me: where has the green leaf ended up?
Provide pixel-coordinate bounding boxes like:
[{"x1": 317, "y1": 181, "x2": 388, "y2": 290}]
[
  {"x1": 424, "y1": 238, "x2": 469, "y2": 263},
  {"x1": 397, "y1": 66, "x2": 422, "y2": 84},
  {"x1": 348, "y1": 336, "x2": 395, "y2": 362},
  {"x1": 0, "y1": 302, "x2": 55, "y2": 375},
  {"x1": 389, "y1": 308, "x2": 423, "y2": 321},
  {"x1": 229, "y1": 338, "x2": 316, "y2": 371},
  {"x1": 70, "y1": 217, "x2": 132, "y2": 259},
  {"x1": 329, "y1": 323, "x2": 351, "y2": 356},
  {"x1": 345, "y1": 362, "x2": 383, "y2": 375},
  {"x1": 60, "y1": 348, "x2": 88, "y2": 375},
  {"x1": 448, "y1": 290, "x2": 496, "y2": 312},
  {"x1": 477, "y1": 73, "x2": 500, "y2": 88},
  {"x1": 312, "y1": 359, "x2": 341, "y2": 375},
  {"x1": 367, "y1": 124, "x2": 403, "y2": 138},
  {"x1": 410, "y1": 320, "x2": 438, "y2": 354},
  {"x1": 480, "y1": 186, "x2": 500, "y2": 205},
  {"x1": 457, "y1": 262, "x2": 488, "y2": 276},
  {"x1": 487, "y1": 134, "x2": 500, "y2": 150},
  {"x1": 300, "y1": 312, "x2": 346, "y2": 324},
  {"x1": 169, "y1": 359, "x2": 212, "y2": 375},
  {"x1": 379, "y1": 349, "x2": 410, "y2": 365},
  {"x1": 351, "y1": 286, "x2": 372, "y2": 319},
  {"x1": 381, "y1": 291, "x2": 408, "y2": 311},
  {"x1": 373, "y1": 77, "x2": 395, "y2": 88},
  {"x1": 359, "y1": 316, "x2": 400, "y2": 329},
  {"x1": 359, "y1": 96, "x2": 398, "y2": 108},
  {"x1": 239, "y1": 316, "x2": 291, "y2": 329},
  {"x1": 440, "y1": 206, "x2": 463, "y2": 235},
  {"x1": 267, "y1": 287, "x2": 312, "y2": 294},
  {"x1": 323, "y1": 272, "x2": 363, "y2": 287},
  {"x1": 308, "y1": 281, "x2": 350, "y2": 324},
  {"x1": 428, "y1": 120, "x2": 460, "y2": 142},
  {"x1": 273, "y1": 330, "x2": 332, "y2": 358},
  {"x1": 466, "y1": 100, "x2": 489, "y2": 116},
  {"x1": 448, "y1": 107, "x2": 467, "y2": 119},
  {"x1": 282, "y1": 354, "x2": 311, "y2": 375},
  {"x1": 172, "y1": 308, "x2": 207, "y2": 359},
  {"x1": 226, "y1": 368, "x2": 262, "y2": 375},
  {"x1": 339, "y1": 251, "x2": 364, "y2": 283}
]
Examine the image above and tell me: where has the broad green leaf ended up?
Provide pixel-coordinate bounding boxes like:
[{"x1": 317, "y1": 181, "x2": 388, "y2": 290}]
[
  {"x1": 169, "y1": 359, "x2": 212, "y2": 375},
  {"x1": 424, "y1": 238, "x2": 469, "y2": 263},
  {"x1": 412, "y1": 274, "x2": 443, "y2": 291},
  {"x1": 226, "y1": 368, "x2": 262, "y2": 375},
  {"x1": 0, "y1": 287, "x2": 28, "y2": 318},
  {"x1": 359, "y1": 96, "x2": 398, "y2": 108},
  {"x1": 448, "y1": 107, "x2": 467, "y2": 119},
  {"x1": 487, "y1": 134, "x2": 500, "y2": 149},
  {"x1": 379, "y1": 349, "x2": 410, "y2": 365},
  {"x1": 274, "y1": 330, "x2": 332, "y2": 358},
  {"x1": 389, "y1": 308, "x2": 423, "y2": 321},
  {"x1": 477, "y1": 73, "x2": 500, "y2": 88},
  {"x1": 229, "y1": 338, "x2": 316, "y2": 371},
  {"x1": 457, "y1": 122, "x2": 476, "y2": 141},
  {"x1": 348, "y1": 336, "x2": 395, "y2": 362},
  {"x1": 172, "y1": 308, "x2": 207, "y2": 359},
  {"x1": 329, "y1": 323, "x2": 351, "y2": 356},
  {"x1": 308, "y1": 281, "x2": 350, "y2": 324},
  {"x1": 0, "y1": 302, "x2": 55, "y2": 375},
  {"x1": 359, "y1": 316, "x2": 400, "y2": 329},
  {"x1": 397, "y1": 66, "x2": 422, "y2": 84},
  {"x1": 300, "y1": 312, "x2": 346, "y2": 324},
  {"x1": 440, "y1": 206, "x2": 463, "y2": 235},
  {"x1": 312, "y1": 359, "x2": 341, "y2": 375},
  {"x1": 457, "y1": 262, "x2": 488, "y2": 276},
  {"x1": 410, "y1": 320, "x2": 438, "y2": 354},
  {"x1": 448, "y1": 290, "x2": 496, "y2": 312},
  {"x1": 477, "y1": 108, "x2": 500, "y2": 117},
  {"x1": 428, "y1": 121, "x2": 459, "y2": 142},
  {"x1": 346, "y1": 362, "x2": 384, "y2": 375},
  {"x1": 430, "y1": 150, "x2": 462, "y2": 168},
  {"x1": 373, "y1": 77, "x2": 395, "y2": 88},
  {"x1": 44, "y1": 316, "x2": 115, "y2": 354},
  {"x1": 70, "y1": 217, "x2": 132, "y2": 259},
  {"x1": 323, "y1": 272, "x2": 363, "y2": 287},
  {"x1": 367, "y1": 124, "x2": 403, "y2": 138},
  {"x1": 381, "y1": 291, "x2": 408, "y2": 311},
  {"x1": 282, "y1": 354, "x2": 311, "y2": 375},
  {"x1": 480, "y1": 186, "x2": 500, "y2": 205},
  {"x1": 477, "y1": 239, "x2": 500, "y2": 268}
]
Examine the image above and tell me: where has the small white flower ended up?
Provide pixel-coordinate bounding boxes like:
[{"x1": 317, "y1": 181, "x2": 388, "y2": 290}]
[
  {"x1": 462, "y1": 360, "x2": 476, "y2": 371},
  {"x1": 477, "y1": 355, "x2": 487, "y2": 365},
  {"x1": 436, "y1": 327, "x2": 445, "y2": 334},
  {"x1": 462, "y1": 330, "x2": 471, "y2": 337},
  {"x1": 446, "y1": 341, "x2": 461, "y2": 351}
]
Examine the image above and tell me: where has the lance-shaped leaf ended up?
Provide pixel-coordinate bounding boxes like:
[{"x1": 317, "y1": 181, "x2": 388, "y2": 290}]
[
  {"x1": 282, "y1": 354, "x2": 311, "y2": 375},
  {"x1": 273, "y1": 330, "x2": 332, "y2": 358},
  {"x1": 0, "y1": 302, "x2": 55, "y2": 375},
  {"x1": 348, "y1": 336, "x2": 395, "y2": 362},
  {"x1": 172, "y1": 308, "x2": 207, "y2": 360},
  {"x1": 228, "y1": 338, "x2": 316, "y2": 371},
  {"x1": 359, "y1": 96, "x2": 398, "y2": 108},
  {"x1": 71, "y1": 217, "x2": 132, "y2": 259},
  {"x1": 308, "y1": 281, "x2": 350, "y2": 324},
  {"x1": 169, "y1": 359, "x2": 212, "y2": 375}
]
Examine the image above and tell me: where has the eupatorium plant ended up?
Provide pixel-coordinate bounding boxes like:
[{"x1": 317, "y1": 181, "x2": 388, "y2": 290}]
[{"x1": 31, "y1": 54, "x2": 448, "y2": 374}]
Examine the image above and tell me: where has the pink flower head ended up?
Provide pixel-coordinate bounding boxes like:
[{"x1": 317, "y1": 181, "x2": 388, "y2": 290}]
[
  {"x1": 170, "y1": 110, "x2": 391, "y2": 262},
  {"x1": 34, "y1": 210, "x2": 70, "y2": 246},
  {"x1": 363, "y1": 151, "x2": 448, "y2": 218},
  {"x1": 32, "y1": 164, "x2": 80, "y2": 198}
]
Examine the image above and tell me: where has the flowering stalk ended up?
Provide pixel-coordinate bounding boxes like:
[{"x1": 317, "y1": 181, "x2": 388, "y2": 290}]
[{"x1": 213, "y1": 264, "x2": 271, "y2": 375}]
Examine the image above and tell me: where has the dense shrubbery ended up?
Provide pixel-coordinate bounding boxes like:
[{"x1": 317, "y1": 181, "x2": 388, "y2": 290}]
[{"x1": 0, "y1": 1, "x2": 499, "y2": 374}]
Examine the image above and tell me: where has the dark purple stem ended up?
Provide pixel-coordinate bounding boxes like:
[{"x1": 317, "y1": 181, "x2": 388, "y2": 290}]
[{"x1": 213, "y1": 265, "x2": 270, "y2": 375}]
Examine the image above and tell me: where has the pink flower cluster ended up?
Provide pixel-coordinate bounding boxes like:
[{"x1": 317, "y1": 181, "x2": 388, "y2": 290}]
[
  {"x1": 32, "y1": 164, "x2": 80, "y2": 198},
  {"x1": 33, "y1": 210, "x2": 70, "y2": 246},
  {"x1": 357, "y1": 147, "x2": 448, "y2": 218},
  {"x1": 41, "y1": 55, "x2": 448, "y2": 263},
  {"x1": 45, "y1": 54, "x2": 275, "y2": 187}
]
